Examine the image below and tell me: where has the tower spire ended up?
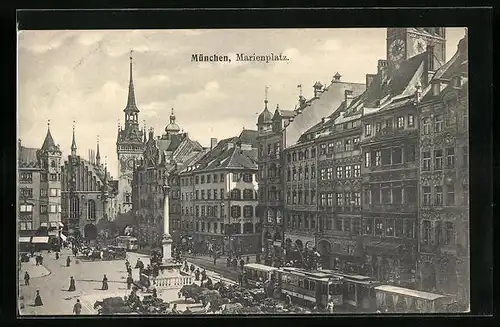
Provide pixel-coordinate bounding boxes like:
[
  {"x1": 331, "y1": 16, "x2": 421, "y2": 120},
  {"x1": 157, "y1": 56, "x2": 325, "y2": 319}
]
[
  {"x1": 124, "y1": 49, "x2": 139, "y2": 114},
  {"x1": 71, "y1": 120, "x2": 77, "y2": 156},
  {"x1": 264, "y1": 85, "x2": 269, "y2": 109},
  {"x1": 96, "y1": 135, "x2": 101, "y2": 166}
]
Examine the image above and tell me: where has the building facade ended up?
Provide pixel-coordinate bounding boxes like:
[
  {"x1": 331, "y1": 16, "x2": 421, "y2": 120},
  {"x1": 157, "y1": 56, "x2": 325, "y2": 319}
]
[
  {"x1": 61, "y1": 126, "x2": 118, "y2": 239},
  {"x1": 417, "y1": 33, "x2": 469, "y2": 305},
  {"x1": 18, "y1": 124, "x2": 63, "y2": 235},
  {"x1": 187, "y1": 131, "x2": 261, "y2": 255},
  {"x1": 116, "y1": 53, "x2": 146, "y2": 214},
  {"x1": 133, "y1": 111, "x2": 204, "y2": 247}
]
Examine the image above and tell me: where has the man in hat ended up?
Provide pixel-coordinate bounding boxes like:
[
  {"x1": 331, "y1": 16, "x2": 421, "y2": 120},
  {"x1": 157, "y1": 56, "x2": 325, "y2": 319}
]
[
  {"x1": 24, "y1": 271, "x2": 30, "y2": 286},
  {"x1": 73, "y1": 299, "x2": 82, "y2": 315}
]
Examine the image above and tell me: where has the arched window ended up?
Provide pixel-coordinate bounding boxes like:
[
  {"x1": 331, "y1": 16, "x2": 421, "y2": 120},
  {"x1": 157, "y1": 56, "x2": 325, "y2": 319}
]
[
  {"x1": 70, "y1": 196, "x2": 79, "y2": 219},
  {"x1": 87, "y1": 200, "x2": 96, "y2": 220},
  {"x1": 243, "y1": 189, "x2": 253, "y2": 200}
]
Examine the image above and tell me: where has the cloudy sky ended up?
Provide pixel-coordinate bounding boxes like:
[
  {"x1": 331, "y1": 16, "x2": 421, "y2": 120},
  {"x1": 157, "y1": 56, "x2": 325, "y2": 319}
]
[{"x1": 18, "y1": 28, "x2": 465, "y2": 178}]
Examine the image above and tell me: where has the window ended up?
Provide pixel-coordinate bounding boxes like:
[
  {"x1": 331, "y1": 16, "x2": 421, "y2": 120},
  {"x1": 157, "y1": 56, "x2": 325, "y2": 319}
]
[
  {"x1": 195, "y1": 176, "x2": 199, "y2": 184},
  {"x1": 19, "y1": 204, "x2": 33, "y2": 212},
  {"x1": 445, "y1": 222, "x2": 455, "y2": 245},
  {"x1": 404, "y1": 220, "x2": 414, "y2": 238},
  {"x1": 446, "y1": 148, "x2": 455, "y2": 168},
  {"x1": 19, "y1": 172, "x2": 33, "y2": 183},
  {"x1": 50, "y1": 173, "x2": 57, "y2": 181},
  {"x1": 327, "y1": 193, "x2": 333, "y2": 206},
  {"x1": 196, "y1": 206, "x2": 200, "y2": 217},
  {"x1": 352, "y1": 164, "x2": 361, "y2": 178},
  {"x1": 446, "y1": 184, "x2": 455, "y2": 206},
  {"x1": 397, "y1": 116, "x2": 404, "y2": 129},
  {"x1": 336, "y1": 193, "x2": 343, "y2": 206},
  {"x1": 381, "y1": 149, "x2": 391, "y2": 165},
  {"x1": 311, "y1": 148, "x2": 316, "y2": 158},
  {"x1": 214, "y1": 189, "x2": 218, "y2": 199},
  {"x1": 292, "y1": 168, "x2": 297, "y2": 181},
  {"x1": 364, "y1": 219, "x2": 373, "y2": 235},
  {"x1": 87, "y1": 200, "x2": 96, "y2": 220},
  {"x1": 386, "y1": 219, "x2": 395, "y2": 236},
  {"x1": 365, "y1": 124, "x2": 372, "y2": 137},
  {"x1": 49, "y1": 204, "x2": 57, "y2": 213},
  {"x1": 328, "y1": 142, "x2": 334, "y2": 153},
  {"x1": 40, "y1": 189, "x2": 47, "y2": 198},
  {"x1": 352, "y1": 219, "x2": 361, "y2": 235},
  {"x1": 406, "y1": 144, "x2": 416, "y2": 163},
  {"x1": 213, "y1": 174, "x2": 218, "y2": 183},
  {"x1": 20, "y1": 188, "x2": 33, "y2": 198},
  {"x1": 220, "y1": 173, "x2": 225, "y2": 182},
  {"x1": 422, "y1": 151, "x2": 431, "y2": 171},
  {"x1": 423, "y1": 186, "x2": 431, "y2": 205},
  {"x1": 372, "y1": 187, "x2": 380, "y2": 204},
  {"x1": 292, "y1": 192, "x2": 297, "y2": 204},
  {"x1": 381, "y1": 186, "x2": 391, "y2": 204},
  {"x1": 244, "y1": 205, "x2": 254, "y2": 217},
  {"x1": 392, "y1": 147, "x2": 402, "y2": 164},
  {"x1": 395, "y1": 219, "x2": 403, "y2": 237},
  {"x1": 318, "y1": 168, "x2": 325, "y2": 181},
  {"x1": 287, "y1": 192, "x2": 291, "y2": 204},
  {"x1": 408, "y1": 114, "x2": 415, "y2": 127},
  {"x1": 311, "y1": 165, "x2": 316, "y2": 179},
  {"x1": 243, "y1": 173, "x2": 253, "y2": 183},
  {"x1": 423, "y1": 117, "x2": 430, "y2": 135},
  {"x1": 335, "y1": 218, "x2": 343, "y2": 231},
  {"x1": 320, "y1": 193, "x2": 326, "y2": 206},
  {"x1": 243, "y1": 189, "x2": 253, "y2": 200},
  {"x1": 353, "y1": 137, "x2": 360, "y2": 145},
  {"x1": 375, "y1": 219, "x2": 384, "y2": 235},
  {"x1": 320, "y1": 144, "x2": 327, "y2": 155},
  {"x1": 292, "y1": 153, "x2": 297, "y2": 161},
  {"x1": 201, "y1": 206, "x2": 206, "y2": 217},
  {"x1": 20, "y1": 222, "x2": 33, "y2": 230},
  {"x1": 364, "y1": 188, "x2": 371, "y2": 205},
  {"x1": 435, "y1": 186, "x2": 443, "y2": 205},
  {"x1": 207, "y1": 190, "x2": 211, "y2": 200},
  {"x1": 345, "y1": 165, "x2": 352, "y2": 178},
  {"x1": 375, "y1": 122, "x2": 382, "y2": 133},
  {"x1": 375, "y1": 151, "x2": 381, "y2": 166},
  {"x1": 336, "y1": 166, "x2": 343, "y2": 179},
  {"x1": 327, "y1": 167, "x2": 333, "y2": 180},
  {"x1": 201, "y1": 190, "x2": 205, "y2": 200},
  {"x1": 433, "y1": 115, "x2": 444, "y2": 133},
  {"x1": 298, "y1": 167, "x2": 302, "y2": 180},
  {"x1": 463, "y1": 114, "x2": 468, "y2": 130},
  {"x1": 422, "y1": 220, "x2": 431, "y2": 244},
  {"x1": 344, "y1": 139, "x2": 352, "y2": 151},
  {"x1": 462, "y1": 184, "x2": 469, "y2": 206},
  {"x1": 304, "y1": 166, "x2": 309, "y2": 179},
  {"x1": 231, "y1": 189, "x2": 241, "y2": 200},
  {"x1": 40, "y1": 204, "x2": 47, "y2": 213},
  {"x1": 50, "y1": 188, "x2": 58, "y2": 197},
  {"x1": 345, "y1": 192, "x2": 352, "y2": 206},
  {"x1": 287, "y1": 168, "x2": 291, "y2": 181},
  {"x1": 393, "y1": 185, "x2": 402, "y2": 204},
  {"x1": 365, "y1": 152, "x2": 370, "y2": 168},
  {"x1": 434, "y1": 149, "x2": 443, "y2": 170},
  {"x1": 195, "y1": 190, "x2": 199, "y2": 200},
  {"x1": 207, "y1": 174, "x2": 211, "y2": 183}
]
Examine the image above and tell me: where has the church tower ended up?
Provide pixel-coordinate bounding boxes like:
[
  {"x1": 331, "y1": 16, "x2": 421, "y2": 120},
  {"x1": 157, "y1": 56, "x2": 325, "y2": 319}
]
[
  {"x1": 116, "y1": 50, "x2": 145, "y2": 214},
  {"x1": 386, "y1": 28, "x2": 446, "y2": 70},
  {"x1": 37, "y1": 120, "x2": 62, "y2": 227}
]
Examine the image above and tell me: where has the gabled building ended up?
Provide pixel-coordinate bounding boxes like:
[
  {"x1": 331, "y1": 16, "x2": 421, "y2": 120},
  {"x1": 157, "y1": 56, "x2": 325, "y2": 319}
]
[
  {"x1": 133, "y1": 110, "x2": 204, "y2": 247},
  {"x1": 416, "y1": 32, "x2": 469, "y2": 306},
  {"x1": 186, "y1": 130, "x2": 260, "y2": 255},
  {"x1": 61, "y1": 125, "x2": 118, "y2": 239}
]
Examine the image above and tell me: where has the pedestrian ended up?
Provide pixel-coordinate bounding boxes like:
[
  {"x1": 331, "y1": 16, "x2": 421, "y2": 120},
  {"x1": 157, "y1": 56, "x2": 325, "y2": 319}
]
[
  {"x1": 66, "y1": 256, "x2": 71, "y2": 267},
  {"x1": 127, "y1": 274, "x2": 133, "y2": 290},
  {"x1": 213, "y1": 256, "x2": 217, "y2": 265},
  {"x1": 171, "y1": 303, "x2": 179, "y2": 314},
  {"x1": 190, "y1": 264, "x2": 195, "y2": 273},
  {"x1": 55, "y1": 252, "x2": 59, "y2": 260},
  {"x1": 39, "y1": 255, "x2": 43, "y2": 265},
  {"x1": 240, "y1": 259, "x2": 245, "y2": 271},
  {"x1": 68, "y1": 276, "x2": 76, "y2": 292},
  {"x1": 194, "y1": 268, "x2": 200, "y2": 281},
  {"x1": 201, "y1": 269, "x2": 207, "y2": 282},
  {"x1": 101, "y1": 274, "x2": 108, "y2": 290},
  {"x1": 327, "y1": 300, "x2": 335, "y2": 313},
  {"x1": 152, "y1": 288, "x2": 157, "y2": 298},
  {"x1": 246, "y1": 256, "x2": 250, "y2": 264},
  {"x1": 34, "y1": 290, "x2": 43, "y2": 306},
  {"x1": 24, "y1": 271, "x2": 30, "y2": 286},
  {"x1": 238, "y1": 272, "x2": 243, "y2": 287},
  {"x1": 183, "y1": 306, "x2": 192, "y2": 314},
  {"x1": 73, "y1": 299, "x2": 82, "y2": 315},
  {"x1": 127, "y1": 266, "x2": 132, "y2": 276},
  {"x1": 226, "y1": 257, "x2": 231, "y2": 267},
  {"x1": 35, "y1": 255, "x2": 39, "y2": 266}
]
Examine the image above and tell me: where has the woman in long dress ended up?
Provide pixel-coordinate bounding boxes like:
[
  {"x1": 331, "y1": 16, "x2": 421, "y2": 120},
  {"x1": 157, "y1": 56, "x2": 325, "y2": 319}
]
[
  {"x1": 68, "y1": 276, "x2": 76, "y2": 292},
  {"x1": 34, "y1": 290, "x2": 43, "y2": 306}
]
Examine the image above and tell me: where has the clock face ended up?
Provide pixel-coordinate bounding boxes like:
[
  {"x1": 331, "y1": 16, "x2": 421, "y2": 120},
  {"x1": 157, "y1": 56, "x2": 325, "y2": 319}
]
[
  {"x1": 389, "y1": 39, "x2": 405, "y2": 62},
  {"x1": 413, "y1": 37, "x2": 427, "y2": 55}
]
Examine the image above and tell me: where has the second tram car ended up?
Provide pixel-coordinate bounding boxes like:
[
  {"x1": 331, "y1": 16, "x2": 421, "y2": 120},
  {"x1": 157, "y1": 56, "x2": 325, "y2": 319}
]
[
  {"x1": 243, "y1": 263, "x2": 278, "y2": 288},
  {"x1": 277, "y1": 267, "x2": 344, "y2": 308}
]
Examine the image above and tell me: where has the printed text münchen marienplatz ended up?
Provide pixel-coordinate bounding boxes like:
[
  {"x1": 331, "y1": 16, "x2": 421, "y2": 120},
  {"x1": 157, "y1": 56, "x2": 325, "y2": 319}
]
[{"x1": 191, "y1": 53, "x2": 289, "y2": 63}]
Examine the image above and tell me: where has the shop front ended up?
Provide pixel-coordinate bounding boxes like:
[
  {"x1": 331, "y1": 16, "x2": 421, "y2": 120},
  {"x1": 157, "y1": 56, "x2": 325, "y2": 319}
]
[{"x1": 366, "y1": 241, "x2": 415, "y2": 286}]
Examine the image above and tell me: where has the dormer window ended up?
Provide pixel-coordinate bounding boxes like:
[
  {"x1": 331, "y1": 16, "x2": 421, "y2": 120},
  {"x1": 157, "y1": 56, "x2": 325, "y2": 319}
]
[
  {"x1": 453, "y1": 75, "x2": 462, "y2": 87},
  {"x1": 432, "y1": 82, "x2": 441, "y2": 96}
]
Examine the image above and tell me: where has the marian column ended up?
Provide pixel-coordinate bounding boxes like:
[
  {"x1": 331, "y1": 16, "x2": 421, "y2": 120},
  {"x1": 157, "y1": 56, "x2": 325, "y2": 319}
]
[{"x1": 162, "y1": 172, "x2": 173, "y2": 262}]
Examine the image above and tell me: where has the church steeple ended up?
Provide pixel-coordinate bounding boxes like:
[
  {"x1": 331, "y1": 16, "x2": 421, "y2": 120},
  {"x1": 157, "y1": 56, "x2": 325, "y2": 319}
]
[
  {"x1": 124, "y1": 50, "x2": 139, "y2": 114},
  {"x1": 71, "y1": 120, "x2": 77, "y2": 156},
  {"x1": 41, "y1": 119, "x2": 60, "y2": 153},
  {"x1": 96, "y1": 135, "x2": 101, "y2": 166}
]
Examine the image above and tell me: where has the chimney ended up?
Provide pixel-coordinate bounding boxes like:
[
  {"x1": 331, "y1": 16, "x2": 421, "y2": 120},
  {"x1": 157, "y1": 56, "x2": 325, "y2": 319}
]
[
  {"x1": 345, "y1": 90, "x2": 354, "y2": 108},
  {"x1": 377, "y1": 59, "x2": 388, "y2": 83},
  {"x1": 313, "y1": 81, "x2": 323, "y2": 97},
  {"x1": 332, "y1": 72, "x2": 342, "y2": 83},
  {"x1": 210, "y1": 138, "x2": 218, "y2": 150},
  {"x1": 366, "y1": 74, "x2": 376, "y2": 88},
  {"x1": 431, "y1": 79, "x2": 441, "y2": 96}
]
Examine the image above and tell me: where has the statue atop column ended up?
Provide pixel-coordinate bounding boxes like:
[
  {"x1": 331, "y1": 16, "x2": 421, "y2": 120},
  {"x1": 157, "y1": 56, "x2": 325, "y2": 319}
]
[{"x1": 162, "y1": 170, "x2": 172, "y2": 254}]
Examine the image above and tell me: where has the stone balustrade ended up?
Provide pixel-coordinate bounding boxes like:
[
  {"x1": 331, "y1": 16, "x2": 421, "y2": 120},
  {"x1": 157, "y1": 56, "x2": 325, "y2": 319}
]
[{"x1": 152, "y1": 275, "x2": 193, "y2": 289}]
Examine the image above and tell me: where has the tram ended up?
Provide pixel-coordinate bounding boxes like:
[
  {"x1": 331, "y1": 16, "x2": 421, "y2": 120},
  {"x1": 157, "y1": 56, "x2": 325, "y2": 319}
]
[
  {"x1": 373, "y1": 285, "x2": 452, "y2": 313},
  {"x1": 277, "y1": 267, "x2": 344, "y2": 308},
  {"x1": 243, "y1": 263, "x2": 278, "y2": 288},
  {"x1": 115, "y1": 235, "x2": 139, "y2": 251}
]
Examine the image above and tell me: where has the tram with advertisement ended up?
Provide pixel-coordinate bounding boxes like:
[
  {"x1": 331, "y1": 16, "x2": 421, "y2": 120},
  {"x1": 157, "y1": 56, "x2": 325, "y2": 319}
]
[
  {"x1": 243, "y1": 263, "x2": 279, "y2": 288},
  {"x1": 320, "y1": 270, "x2": 380, "y2": 311},
  {"x1": 276, "y1": 267, "x2": 344, "y2": 308},
  {"x1": 115, "y1": 235, "x2": 139, "y2": 251}
]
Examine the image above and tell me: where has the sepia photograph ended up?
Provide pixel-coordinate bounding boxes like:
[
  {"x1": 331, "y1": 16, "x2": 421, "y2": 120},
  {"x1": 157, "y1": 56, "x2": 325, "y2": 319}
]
[{"x1": 17, "y1": 27, "x2": 469, "y2": 315}]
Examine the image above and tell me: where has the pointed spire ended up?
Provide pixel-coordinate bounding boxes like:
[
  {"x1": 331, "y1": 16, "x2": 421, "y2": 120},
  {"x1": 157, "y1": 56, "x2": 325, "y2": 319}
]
[
  {"x1": 264, "y1": 85, "x2": 269, "y2": 109},
  {"x1": 170, "y1": 108, "x2": 176, "y2": 123},
  {"x1": 70, "y1": 120, "x2": 77, "y2": 156},
  {"x1": 96, "y1": 135, "x2": 101, "y2": 166},
  {"x1": 41, "y1": 119, "x2": 59, "y2": 153},
  {"x1": 124, "y1": 50, "x2": 139, "y2": 113}
]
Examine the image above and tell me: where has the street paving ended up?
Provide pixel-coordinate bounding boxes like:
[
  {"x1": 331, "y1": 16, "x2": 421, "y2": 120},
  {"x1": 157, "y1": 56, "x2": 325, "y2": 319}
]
[{"x1": 18, "y1": 249, "x2": 233, "y2": 316}]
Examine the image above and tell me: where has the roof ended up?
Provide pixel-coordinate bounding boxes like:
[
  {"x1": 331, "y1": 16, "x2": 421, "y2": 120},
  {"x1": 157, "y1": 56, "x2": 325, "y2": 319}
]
[
  {"x1": 284, "y1": 80, "x2": 366, "y2": 146},
  {"x1": 374, "y1": 285, "x2": 448, "y2": 301},
  {"x1": 18, "y1": 146, "x2": 40, "y2": 168},
  {"x1": 238, "y1": 129, "x2": 259, "y2": 148},
  {"x1": 277, "y1": 109, "x2": 297, "y2": 118},
  {"x1": 41, "y1": 128, "x2": 60, "y2": 153},
  {"x1": 257, "y1": 103, "x2": 273, "y2": 124}
]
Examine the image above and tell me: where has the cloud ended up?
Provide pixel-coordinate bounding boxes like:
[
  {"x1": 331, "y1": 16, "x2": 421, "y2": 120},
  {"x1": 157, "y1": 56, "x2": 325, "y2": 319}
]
[{"x1": 316, "y1": 39, "x2": 342, "y2": 52}]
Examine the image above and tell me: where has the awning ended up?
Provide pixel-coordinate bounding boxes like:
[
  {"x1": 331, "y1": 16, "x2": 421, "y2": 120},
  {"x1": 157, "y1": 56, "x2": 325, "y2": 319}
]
[
  {"x1": 40, "y1": 223, "x2": 48, "y2": 227},
  {"x1": 49, "y1": 222, "x2": 58, "y2": 228},
  {"x1": 19, "y1": 237, "x2": 31, "y2": 243},
  {"x1": 60, "y1": 233, "x2": 67, "y2": 242},
  {"x1": 31, "y1": 236, "x2": 49, "y2": 244},
  {"x1": 366, "y1": 242, "x2": 403, "y2": 257}
]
